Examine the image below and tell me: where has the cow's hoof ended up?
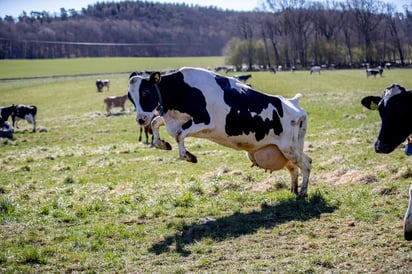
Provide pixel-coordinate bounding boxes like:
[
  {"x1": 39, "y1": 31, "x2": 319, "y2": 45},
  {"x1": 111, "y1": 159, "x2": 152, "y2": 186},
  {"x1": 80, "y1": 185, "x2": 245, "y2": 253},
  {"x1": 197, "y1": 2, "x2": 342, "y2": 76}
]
[
  {"x1": 182, "y1": 152, "x2": 197, "y2": 163},
  {"x1": 155, "y1": 140, "x2": 172, "y2": 150},
  {"x1": 405, "y1": 231, "x2": 412, "y2": 241}
]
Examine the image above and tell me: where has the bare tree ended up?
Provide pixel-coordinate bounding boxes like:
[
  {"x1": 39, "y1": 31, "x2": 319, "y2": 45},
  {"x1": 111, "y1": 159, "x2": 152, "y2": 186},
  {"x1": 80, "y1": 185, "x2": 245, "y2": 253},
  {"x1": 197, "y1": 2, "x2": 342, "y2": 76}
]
[{"x1": 346, "y1": 0, "x2": 385, "y2": 63}]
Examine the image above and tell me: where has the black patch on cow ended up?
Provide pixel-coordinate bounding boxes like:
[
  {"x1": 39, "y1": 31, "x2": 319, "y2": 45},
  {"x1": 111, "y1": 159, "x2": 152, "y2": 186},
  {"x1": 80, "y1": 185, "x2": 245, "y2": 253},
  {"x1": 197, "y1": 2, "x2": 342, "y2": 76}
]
[
  {"x1": 182, "y1": 119, "x2": 193, "y2": 130},
  {"x1": 129, "y1": 72, "x2": 138, "y2": 79},
  {"x1": 215, "y1": 75, "x2": 284, "y2": 141},
  {"x1": 138, "y1": 72, "x2": 211, "y2": 127}
]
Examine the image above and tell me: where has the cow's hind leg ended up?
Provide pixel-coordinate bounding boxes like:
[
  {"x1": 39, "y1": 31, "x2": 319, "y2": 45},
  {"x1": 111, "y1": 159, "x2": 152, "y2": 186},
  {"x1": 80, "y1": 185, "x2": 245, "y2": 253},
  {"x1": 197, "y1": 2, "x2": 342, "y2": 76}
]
[
  {"x1": 404, "y1": 184, "x2": 412, "y2": 241},
  {"x1": 296, "y1": 153, "x2": 312, "y2": 198},
  {"x1": 286, "y1": 161, "x2": 299, "y2": 195},
  {"x1": 25, "y1": 114, "x2": 36, "y2": 132},
  {"x1": 151, "y1": 116, "x2": 171, "y2": 150}
]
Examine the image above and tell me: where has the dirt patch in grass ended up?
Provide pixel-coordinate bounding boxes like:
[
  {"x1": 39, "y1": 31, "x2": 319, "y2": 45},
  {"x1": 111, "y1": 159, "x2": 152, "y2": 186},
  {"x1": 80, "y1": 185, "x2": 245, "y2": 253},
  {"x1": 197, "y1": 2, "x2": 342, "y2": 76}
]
[{"x1": 318, "y1": 167, "x2": 378, "y2": 185}]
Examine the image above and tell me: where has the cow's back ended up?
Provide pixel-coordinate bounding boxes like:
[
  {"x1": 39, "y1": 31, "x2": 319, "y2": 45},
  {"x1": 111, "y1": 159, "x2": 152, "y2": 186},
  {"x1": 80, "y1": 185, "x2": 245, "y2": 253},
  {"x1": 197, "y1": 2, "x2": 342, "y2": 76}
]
[{"x1": 177, "y1": 68, "x2": 306, "y2": 151}]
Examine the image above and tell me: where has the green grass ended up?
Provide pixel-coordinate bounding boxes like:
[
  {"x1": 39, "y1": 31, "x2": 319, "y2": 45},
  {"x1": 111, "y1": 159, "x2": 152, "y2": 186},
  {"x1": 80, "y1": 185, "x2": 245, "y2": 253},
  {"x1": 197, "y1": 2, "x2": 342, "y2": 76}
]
[
  {"x1": 0, "y1": 56, "x2": 224, "y2": 79},
  {"x1": 1, "y1": 59, "x2": 412, "y2": 272}
]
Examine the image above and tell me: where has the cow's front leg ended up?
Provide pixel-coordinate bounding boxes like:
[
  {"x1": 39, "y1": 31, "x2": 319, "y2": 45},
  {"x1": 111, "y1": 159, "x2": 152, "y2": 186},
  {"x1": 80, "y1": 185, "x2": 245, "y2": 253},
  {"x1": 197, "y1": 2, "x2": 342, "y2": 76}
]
[
  {"x1": 404, "y1": 183, "x2": 412, "y2": 241},
  {"x1": 151, "y1": 116, "x2": 171, "y2": 150},
  {"x1": 176, "y1": 131, "x2": 197, "y2": 163}
]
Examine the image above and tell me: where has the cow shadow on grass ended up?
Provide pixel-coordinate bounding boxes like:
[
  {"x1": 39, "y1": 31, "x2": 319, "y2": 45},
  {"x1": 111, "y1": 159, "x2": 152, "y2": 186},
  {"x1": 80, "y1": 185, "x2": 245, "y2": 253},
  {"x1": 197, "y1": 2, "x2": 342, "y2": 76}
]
[{"x1": 149, "y1": 192, "x2": 338, "y2": 256}]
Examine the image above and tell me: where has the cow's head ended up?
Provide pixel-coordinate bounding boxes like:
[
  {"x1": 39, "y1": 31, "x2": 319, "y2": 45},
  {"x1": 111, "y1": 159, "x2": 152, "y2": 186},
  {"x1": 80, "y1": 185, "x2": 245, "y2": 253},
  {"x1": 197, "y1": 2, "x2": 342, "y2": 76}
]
[
  {"x1": 128, "y1": 72, "x2": 161, "y2": 127},
  {"x1": 361, "y1": 84, "x2": 412, "y2": 153}
]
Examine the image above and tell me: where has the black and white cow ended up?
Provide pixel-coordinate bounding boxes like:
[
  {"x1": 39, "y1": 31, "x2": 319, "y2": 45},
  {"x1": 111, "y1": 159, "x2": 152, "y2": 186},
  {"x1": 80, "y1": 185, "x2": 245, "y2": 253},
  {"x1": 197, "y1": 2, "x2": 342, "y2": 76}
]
[
  {"x1": 96, "y1": 79, "x2": 110, "y2": 92},
  {"x1": 361, "y1": 83, "x2": 412, "y2": 240},
  {"x1": 15, "y1": 105, "x2": 37, "y2": 132},
  {"x1": 310, "y1": 66, "x2": 321, "y2": 74},
  {"x1": 366, "y1": 67, "x2": 383, "y2": 78},
  {"x1": 1, "y1": 104, "x2": 37, "y2": 132},
  {"x1": 0, "y1": 115, "x2": 14, "y2": 140},
  {"x1": 128, "y1": 67, "x2": 311, "y2": 197}
]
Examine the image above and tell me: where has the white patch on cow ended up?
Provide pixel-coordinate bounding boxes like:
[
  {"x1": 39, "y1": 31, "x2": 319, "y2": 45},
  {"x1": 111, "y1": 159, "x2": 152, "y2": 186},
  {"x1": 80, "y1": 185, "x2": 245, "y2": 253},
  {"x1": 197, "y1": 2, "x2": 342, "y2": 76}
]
[
  {"x1": 24, "y1": 114, "x2": 35, "y2": 124},
  {"x1": 163, "y1": 110, "x2": 192, "y2": 136},
  {"x1": 128, "y1": 76, "x2": 154, "y2": 127},
  {"x1": 382, "y1": 84, "x2": 402, "y2": 107}
]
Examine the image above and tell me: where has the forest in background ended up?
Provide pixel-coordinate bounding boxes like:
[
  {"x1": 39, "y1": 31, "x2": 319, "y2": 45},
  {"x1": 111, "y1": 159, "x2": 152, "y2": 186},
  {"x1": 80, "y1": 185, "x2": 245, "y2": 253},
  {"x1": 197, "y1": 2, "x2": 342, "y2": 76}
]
[{"x1": 0, "y1": 0, "x2": 411, "y2": 68}]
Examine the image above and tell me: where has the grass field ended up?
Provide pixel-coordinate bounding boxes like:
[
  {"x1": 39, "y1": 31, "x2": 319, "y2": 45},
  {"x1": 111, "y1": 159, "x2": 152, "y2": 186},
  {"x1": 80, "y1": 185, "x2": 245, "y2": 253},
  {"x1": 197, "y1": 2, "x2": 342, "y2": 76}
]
[{"x1": 1, "y1": 58, "x2": 412, "y2": 272}]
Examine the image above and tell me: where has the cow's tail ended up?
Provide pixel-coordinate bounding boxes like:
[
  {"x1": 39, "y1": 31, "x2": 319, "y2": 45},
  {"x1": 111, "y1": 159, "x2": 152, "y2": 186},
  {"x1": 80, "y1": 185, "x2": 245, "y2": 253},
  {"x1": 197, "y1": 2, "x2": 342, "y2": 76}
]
[
  {"x1": 32, "y1": 106, "x2": 37, "y2": 116},
  {"x1": 289, "y1": 93, "x2": 303, "y2": 105}
]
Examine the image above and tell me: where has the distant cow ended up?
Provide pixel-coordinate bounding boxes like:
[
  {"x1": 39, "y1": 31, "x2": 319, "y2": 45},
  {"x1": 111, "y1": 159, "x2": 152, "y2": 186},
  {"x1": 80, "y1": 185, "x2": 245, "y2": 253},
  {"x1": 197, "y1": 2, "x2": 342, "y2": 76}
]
[
  {"x1": 366, "y1": 67, "x2": 383, "y2": 78},
  {"x1": 128, "y1": 67, "x2": 311, "y2": 197},
  {"x1": 104, "y1": 94, "x2": 128, "y2": 115},
  {"x1": 361, "y1": 83, "x2": 412, "y2": 241},
  {"x1": 96, "y1": 79, "x2": 110, "y2": 92},
  {"x1": 138, "y1": 111, "x2": 160, "y2": 145},
  {"x1": 310, "y1": 66, "x2": 321, "y2": 74},
  {"x1": 0, "y1": 104, "x2": 37, "y2": 132},
  {"x1": 0, "y1": 115, "x2": 14, "y2": 140},
  {"x1": 234, "y1": 74, "x2": 252, "y2": 82}
]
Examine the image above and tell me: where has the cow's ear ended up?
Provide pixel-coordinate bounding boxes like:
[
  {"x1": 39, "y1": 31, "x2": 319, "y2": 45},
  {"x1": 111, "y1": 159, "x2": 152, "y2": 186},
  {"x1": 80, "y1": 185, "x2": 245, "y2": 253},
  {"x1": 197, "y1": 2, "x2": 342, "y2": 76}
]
[
  {"x1": 149, "y1": 72, "x2": 161, "y2": 85},
  {"x1": 361, "y1": 96, "x2": 381, "y2": 110},
  {"x1": 129, "y1": 72, "x2": 137, "y2": 79}
]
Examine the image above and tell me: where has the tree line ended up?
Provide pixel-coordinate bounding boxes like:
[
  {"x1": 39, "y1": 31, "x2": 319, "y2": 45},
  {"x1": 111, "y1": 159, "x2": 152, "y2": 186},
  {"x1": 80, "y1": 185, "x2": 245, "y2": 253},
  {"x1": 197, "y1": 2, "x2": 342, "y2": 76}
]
[
  {"x1": 227, "y1": 0, "x2": 412, "y2": 69},
  {"x1": 0, "y1": 1, "x2": 239, "y2": 58},
  {"x1": 0, "y1": 0, "x2": 411, "y2": 69}
]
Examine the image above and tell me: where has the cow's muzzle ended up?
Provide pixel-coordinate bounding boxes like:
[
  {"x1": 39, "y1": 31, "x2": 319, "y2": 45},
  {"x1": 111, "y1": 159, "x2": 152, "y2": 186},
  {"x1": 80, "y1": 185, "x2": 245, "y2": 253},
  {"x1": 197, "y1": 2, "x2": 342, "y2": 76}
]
[{"x1": 374, "y1": 140, "x2": 395, "y2": 154}]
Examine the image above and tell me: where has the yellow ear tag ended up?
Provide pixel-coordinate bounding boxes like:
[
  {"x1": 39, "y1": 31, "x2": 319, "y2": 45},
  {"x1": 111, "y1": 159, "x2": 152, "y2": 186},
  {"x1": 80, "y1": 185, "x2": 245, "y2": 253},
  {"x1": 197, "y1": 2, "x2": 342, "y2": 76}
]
[
  {"x1": 154, "y1": 73, "x2": 160, "y2": 83},
  {"x1": 370, "y1": 101, "x2": 378, "y2": 110}
]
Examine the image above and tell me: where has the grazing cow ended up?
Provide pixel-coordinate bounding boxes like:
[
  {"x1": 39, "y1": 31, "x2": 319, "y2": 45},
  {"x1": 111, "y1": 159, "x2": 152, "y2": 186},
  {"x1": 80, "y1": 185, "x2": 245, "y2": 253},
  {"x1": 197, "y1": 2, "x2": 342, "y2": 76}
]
[
  {"x1": 366, "y1": 67, "x2": 383, "y2": 78},
  {"x1": 0, "y1": 115, "x2": 14, "y2": 140},
  {"x1": 96, "y1": 79, "x2": 110, "y2": 92},
  {"x1": 128, "y1": 67, "x2": 311, "y2": 197},
  {"x1": 234, "y1": 74, "x2": 252, "y2": 82},
  {"x1": 138, "y1": 123, "x2": 153, "y2": 144},
  {"x1": 310, "y1": 66, "x2": 321, "y2": 74},
  {"x1": 138, "y1": 111, "x2": 160, "y2": 145},
  {"x1": 0, "y1": 105, "x2": 15, "y2": 123},
  {"x1": 104, "y1": 94, "x2": 128, "y2": 115},
  {"x1": 361, "y1": 83, "x2": 412, "y2": 241},
  {"x1": 1, "y1": 104, "x2": 37, "y2": 132}
]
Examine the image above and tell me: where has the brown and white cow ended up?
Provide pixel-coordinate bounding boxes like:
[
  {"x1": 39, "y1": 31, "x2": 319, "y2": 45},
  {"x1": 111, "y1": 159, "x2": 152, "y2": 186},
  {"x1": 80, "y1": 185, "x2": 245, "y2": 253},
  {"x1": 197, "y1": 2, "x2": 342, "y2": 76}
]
[
  {"x1": 104, "y1": 94, "x2": 128, "y2": 115},
  {"x1": 361, "y1": 83, "x2": 412, "y2": 240},
  {"x1": 128, "y1": 67, "x2": 311, "y2": 197}
]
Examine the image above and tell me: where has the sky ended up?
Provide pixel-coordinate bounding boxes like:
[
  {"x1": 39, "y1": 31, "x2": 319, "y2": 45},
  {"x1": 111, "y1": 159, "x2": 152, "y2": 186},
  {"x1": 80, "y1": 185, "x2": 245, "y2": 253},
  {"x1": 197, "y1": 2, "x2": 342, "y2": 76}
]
[{"x1": 0, "y1": 0, "x2": 410, "y2": 18}]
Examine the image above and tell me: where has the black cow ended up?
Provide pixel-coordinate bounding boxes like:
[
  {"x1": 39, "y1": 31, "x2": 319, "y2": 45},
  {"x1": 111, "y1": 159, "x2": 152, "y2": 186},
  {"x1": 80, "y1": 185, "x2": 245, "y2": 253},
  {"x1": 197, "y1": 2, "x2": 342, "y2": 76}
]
[
  {"x1": 0, "y1": 105, "x2": 15, "y2": 123},
  {"x1": 234, "y1": 74, "x2": 252, "y2": 82},
  {"x1": 361, "y1": 83, "x2": 412, "y2": 240}
]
